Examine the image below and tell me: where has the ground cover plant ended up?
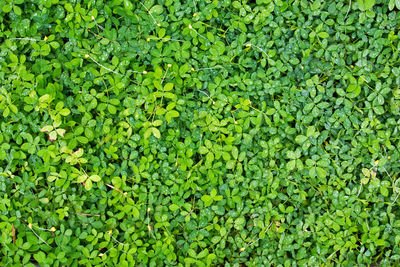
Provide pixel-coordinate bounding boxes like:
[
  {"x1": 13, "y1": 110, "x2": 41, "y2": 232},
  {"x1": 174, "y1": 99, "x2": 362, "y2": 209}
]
[{"x1": 1, "y1": 0, "x2": 400, "y2": 266}]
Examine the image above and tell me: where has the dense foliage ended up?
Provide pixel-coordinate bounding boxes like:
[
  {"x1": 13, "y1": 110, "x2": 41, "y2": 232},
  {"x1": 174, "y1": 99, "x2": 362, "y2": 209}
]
[{"x1": 1, "y1": 0, "x2": 400, "y2": 266}]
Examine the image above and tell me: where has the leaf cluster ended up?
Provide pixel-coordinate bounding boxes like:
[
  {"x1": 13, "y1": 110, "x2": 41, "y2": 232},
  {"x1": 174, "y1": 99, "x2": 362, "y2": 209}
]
[{"x1": 1, "y1": 0, "x2": 400, "y2": 266}]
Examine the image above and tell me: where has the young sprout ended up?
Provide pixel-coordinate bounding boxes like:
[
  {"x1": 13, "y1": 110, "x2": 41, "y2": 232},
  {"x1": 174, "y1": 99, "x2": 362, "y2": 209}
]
[
  {"x1": 193, "y1": 0, "x2": 197, "y2": 12},
  {"x1": 128, "y1": 69, "x2": 147, "y2": 74},
  {"x1": 162, "y1": 64, "x2": 172, "y2": 84},
  {"x1": 242, "y1": 221, "x2": 273, "y2": 251},
  {"x1": 146, "y1": 37, "x2": 184, "y2": 42},
  {"x1": 8, "y1": 37, "x2": 40, "y2": 42},
  {"x1": 108, "y1": 230, "x2": 127, "y2": 246},
  {"x1": 198, "y1": 90, "x2": 215, "y2": 105},
  {"x1": 91, "y1": 15, "x2": 104, "y2": 30},
  {"x1": 393, "y1": 190, "x2": 400, "y2": 205},
  {"x1": 246, "y1": 43, "x2": 268, "y2": 58},
  {"x1": 139, "y1": 2, "x2": 159, "y2": 26},
  {"x1": 27, "y1": 223, "x2": 51, "y2": 247},
  {"x1": 188, "y1": 24, "x2": 207, "y2": 40},
  {"x1": 192, "y1": 66, "x2": 223, "y2": 72},
  {"x1": 28, "y1": 222, "x2": 56, "y2": 232},
  {"x1": 84, "y1": 54, "x2": 119, "y2": 75}
]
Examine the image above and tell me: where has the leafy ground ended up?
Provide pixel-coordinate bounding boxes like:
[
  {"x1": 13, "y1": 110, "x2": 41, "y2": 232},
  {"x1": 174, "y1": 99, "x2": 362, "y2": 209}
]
[{"x1": 1, "y1": 0, "x2": 400, "y2": 266}]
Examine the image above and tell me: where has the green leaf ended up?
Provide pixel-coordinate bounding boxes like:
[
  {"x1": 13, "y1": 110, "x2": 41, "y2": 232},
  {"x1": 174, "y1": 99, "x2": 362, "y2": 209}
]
[
  {"x1": 373, "y1": 106, "x2": 384, "y2": 115},
  {"x1": 9, "y1": 104, "x2": 18, "y2": 114},
  {"x1": 53, "y1": 114, "x2": 62, "y2": 128},
  {"x1": 316, "y1": 167, "x2": 327, "y2": 179},
  {"x1": 9, "y1": 53, "x2": 18, "y2": 63},
  {"x1": 132, "y1": 206, "x2": 140, "y2": 218},
  {"x1": 2, "y1": 4, "x2": 12, "y2": 13},
  {"x1": 167, "y1": 110, "x2": 179, "y2": 118},
  {"x1": 207, "y1": 32, "x2": 215, "y2": 42},
  {"x1": 40, "y1": 125, "x2": 53, "y2": 132},
  {"x1": 201, "y1": 195, "x2": 213, "y2": 207},
  {"x1": 49, "y1": 131, "x2": 57, "y2": 141},
  {"x1": 164, "y1": 83, "x2": 174, "y2": 91},
  {"x1": 361, "y1": 177, "x2": 369, "y2": 184},
  {"x1": 376, "y1": 95, "x2": 384, "y2": 105},
  {"x1": 287, "y1": 151, "x2": 296, "y2": 159},
  {"x1": 357, "y1": 0, "x2": 375, "y2": 10},
  {"x1": 2, "y1": 107, "x2": 9, "y2": 117},
  {"x1": 169, "y1": 204, "x2": 179, "y2": 211},
  {"x1": 166, "y1": 110, "x2": 179, "y2": 123},
  {"x1": 214, "y1": 195, "x2": 223, "y2": 201},
  {"x1": 226, "y1": 160, "x2": 235, "y2": 169},
  {"x1": 188, "y1": 249, "x2": 197, "y2": 258},
  {"x1": 33, "y1": 251, "x2": 46, "y2": 263},
  {"x1": 85, "y1": 128, "x2": 94, "y2": 139},
  {"x1": 206, "y1": 152, "x2": 214, "y2": 163},
  {"x1": 144, "y1": 128, "x2": 152, "y2": 139},
  {"x1": 197, "y1": 249, "x2": 209, "y2": 258},
  {"x1": 151, "y1": 127, "x2": 161, "y2": 138},
  {"x1": 317, "y1": 32, "x2": 329, "y2": 38},
  {"x1": 77, "y1": 136, "x2": 89, "y2": 144},
  {"x1": 59, "y1": 108, "x2": 70, "y2": 116},
  {"x1": 111, "y1": 56, "x2": 119, "y2": 66},
  {"x1": 179, "y1": 64, "x2": 189, "y2": 76},
  {"x1": 232, "y1": 1, "x2": 242, "y2": 9},
  {"x1": 380, "y1": 186, "x2": 388, "y2": 197},
  {"x1": 13, "y1": 5, "x2": 22, "y2": 15},
  {"x1": 108, "y1": 105, "x2": 117, "y2": 114},
  {"x1": 150, "y1": 5, "x2": 163, "y2": 15},
  {"x1": 396, "y1": 0, "x2": 400, "y2": 9},
  {"x1": 48, "y1": 175, "x2": 58, "y2": 182},
  {"x1": 65, "y1": 3, "x2": 74, "y2": 12},
  {"x1": 199, "y1": 146, "x2": 209, "y2": 154},
  {"x1": 152, "y1": 119, "x2": 163, "y2": 126},
  {"x1": 85, "y1": 179, "x2": 93, "y2": 190},
  {"x1": 287, "y1": 160, "x2": 296, "y2": 171},
  {"x1": 56, "y1": 128, "x2": 66, "y2": 137},
  {"x1": 362, "y1": 168, "x2": 370, "y2": 177},
  {"x1": 163, "y1": 92, "x2": 176, "y2": 99},
  {"x1": 75, "y1": 148, "x2": 84, "y2": 157},
  {"x1": 210, "y1": 189, "x2": 217, "y2": 197},
  {"x1": 89, "y1": 175, "x2": 101, "y2": 182},
  {"x1": 124, "y1": 0, "x2": 133, "y2": 10},
  {"x1": 77, "y1": 175, "x2": 88, "y2": 183},
  {"x1": 389, "y1": 0, "x2": 395, "y2": 10},
  {"x1": 295, "y1": 135, "x2": 307, "y2": 143}
]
